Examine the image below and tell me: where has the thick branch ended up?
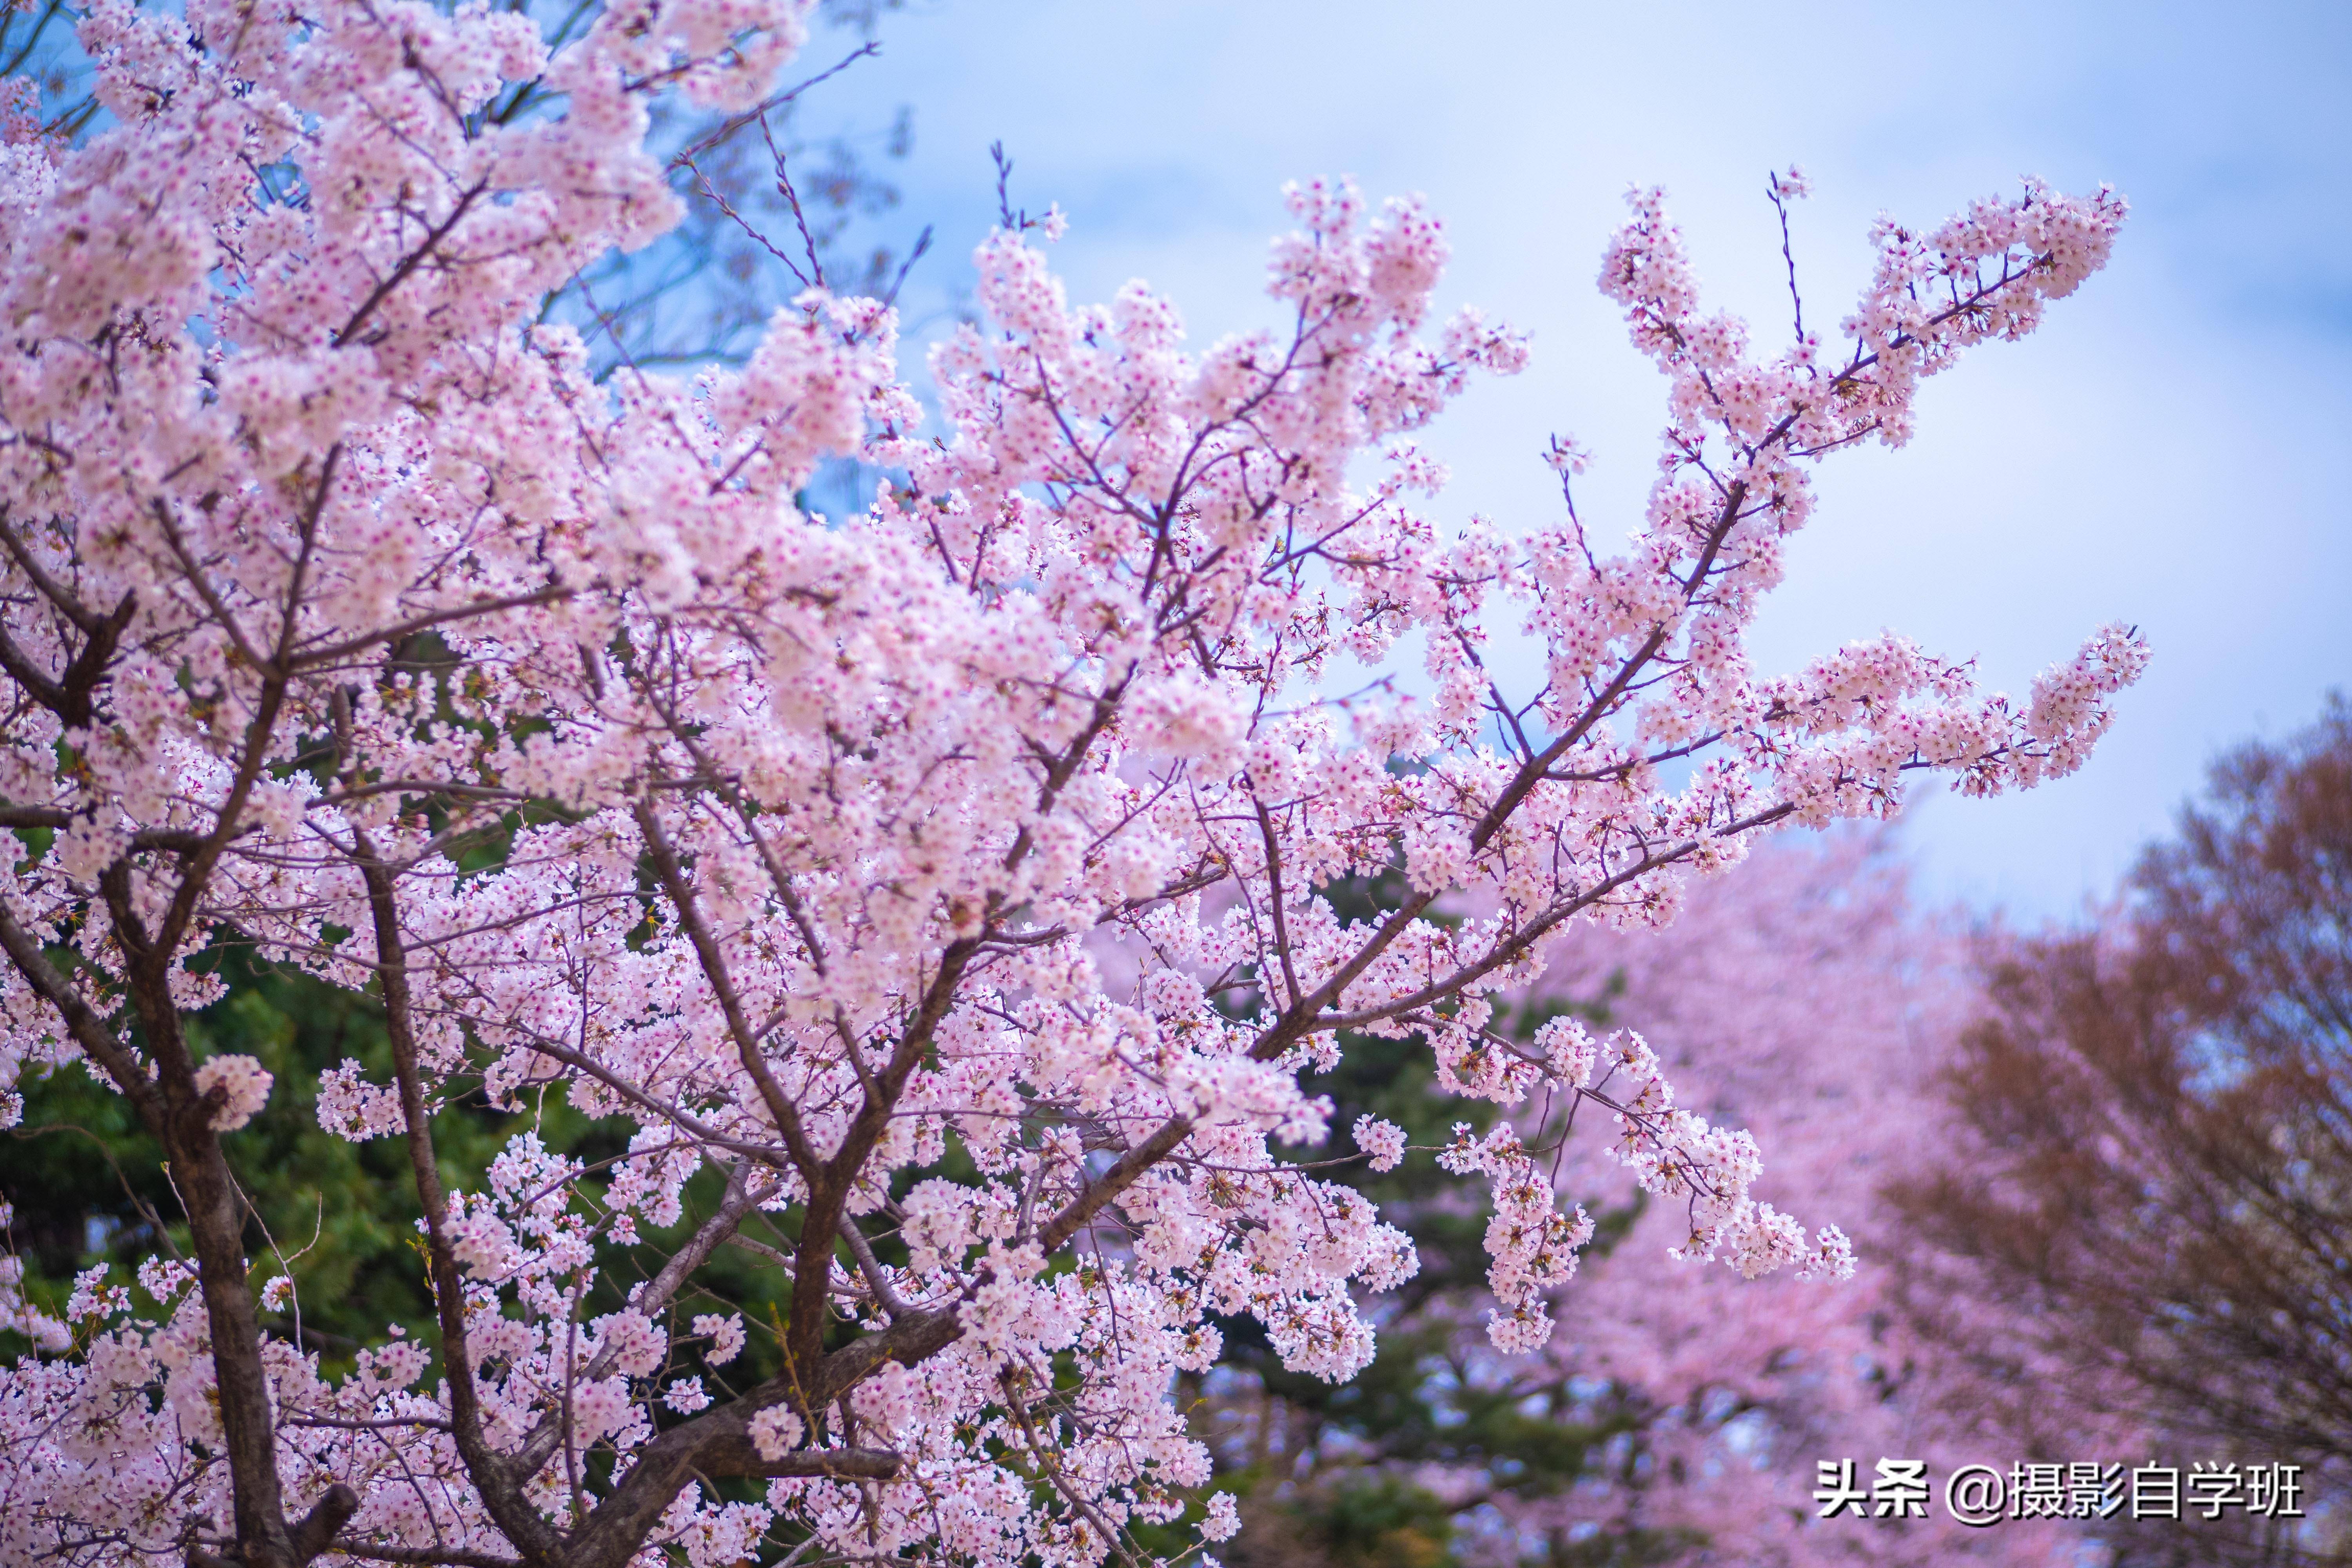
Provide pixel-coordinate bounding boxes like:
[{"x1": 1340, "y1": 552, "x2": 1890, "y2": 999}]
[
  {"x1": 295, "y1": 584, "x2": 572, "y2": 669},
  {"x1": 102, "y1": 888, "x2": 296, "y2": 1568},
  {"x1": 328, "y1": 1547, "x2": 521, "y2": 1568},
  {"x1": 0, "y1": 898, "x2": 162, "y2": 1125},
  {"x1": 0, "y1": 588, "x2": 135, "y2": 728},
  {"x1": 705, "y1": 1444, "x2": 903, "y2": 1481},
  {"x1": 357, "y1": 844, "x2": 567, "y2": 1568},
  {"x1": 632, "y1": 801, "x2": 821, "y2": 1178}
]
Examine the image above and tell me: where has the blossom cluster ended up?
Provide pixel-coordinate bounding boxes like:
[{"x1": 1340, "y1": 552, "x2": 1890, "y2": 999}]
[{"x1": 191, "y1": 1054, "x2": 272, "y2": 1131}]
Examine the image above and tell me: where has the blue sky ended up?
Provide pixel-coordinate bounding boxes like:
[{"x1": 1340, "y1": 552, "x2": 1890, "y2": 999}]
[{"x1": 823, "y1": 0, "x2": 2352, "y2": 918}]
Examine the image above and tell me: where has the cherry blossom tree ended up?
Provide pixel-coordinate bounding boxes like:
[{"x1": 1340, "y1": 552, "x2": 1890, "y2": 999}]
[{"x1": 0, "y1": 5, "x2": 2144, "y2": 1568}]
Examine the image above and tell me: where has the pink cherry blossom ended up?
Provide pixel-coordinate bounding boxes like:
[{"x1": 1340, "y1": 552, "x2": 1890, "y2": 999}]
[{"x1": 191, "y1": 1055, "x2": 273, "y2": 1132}]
